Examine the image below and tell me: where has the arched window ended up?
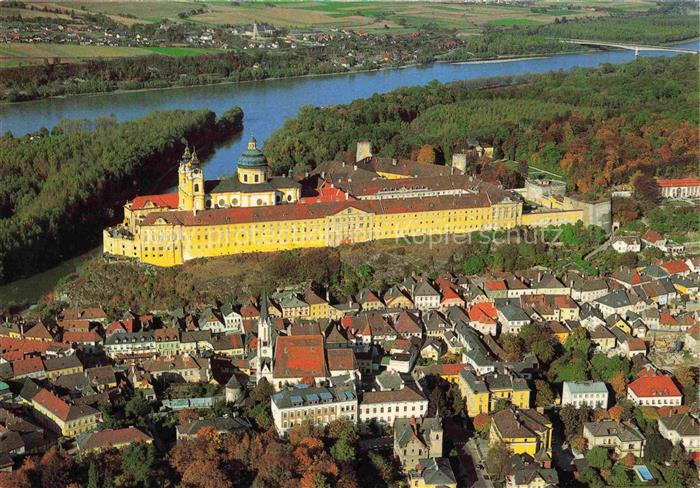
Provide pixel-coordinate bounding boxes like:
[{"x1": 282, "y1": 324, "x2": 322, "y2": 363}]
[
  {"x1": 232, "y1": 198, "x2": 238, "y2": 206},
  {"x1": 257, "y1": 198, "x2": 263, "y2": 206},
  {"x1": 218, "y1": 198, "x2": 226, "y2": 207},
  {"x1": 254, "y1": 174, "x2": 259, "y2": 183},
  {"x1": 244, "y1": 174, "x2": 248, "y2": 183},
  {"x1": 194, "y1": 184, "x2": 199, "y2": 192},
  {"x1": 287, "y1": 194, "x2": 293, "y2": 202}
]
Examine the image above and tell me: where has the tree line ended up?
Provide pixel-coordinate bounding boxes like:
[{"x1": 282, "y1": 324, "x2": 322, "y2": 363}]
[
  {"x1": 263, "y1": 54, "x2": 698, "y2": 198},
  {"x1": 0, "y1": 106, "x2": 244, "y2": 284}
]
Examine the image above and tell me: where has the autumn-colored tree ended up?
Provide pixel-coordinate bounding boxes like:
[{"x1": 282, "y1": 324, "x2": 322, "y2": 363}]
[
  {"x1": 622, "y1": 453, "x2": 636, "y2": 468},
  {"x1": 473, "y1": 413, "x2": 491, "y2": 434},
  {"x1": 632, "y1": 173, "x2": 661, "y2": 209},
  {"x1": 673, "y1": 364, "x2": 696, "y2": 389},
  {"x1": 178, "y1": 408, "x2": 200, "y2": 424},
  {"x1": 416, "y1": 144, "x2": 436, "y2": 164},
  {"x1": 593, "y1": 408, "x2": 608, "y2": 421},
  {"x1": 571, "y1": 435, "x2": 586, "y2": 452},
  {"x1": 181, "y1": 459, "x2": 233, "y2": 488},
  {"x1": 608, "y1": 405, "x2": 623, "y2": 421},
  {"x1": 609, "y1": 371, "x2": 627, "y2": 399},
  {"x1": 500, "y1": 334, "x2": 524, "y2": 362}
]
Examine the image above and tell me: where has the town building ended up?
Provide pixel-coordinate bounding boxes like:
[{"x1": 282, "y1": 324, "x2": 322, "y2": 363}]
[
  {"x1": 406, "y1": 457, "x2": 457, "y2": 488},
  {"x1": 583, "y1": 420, "x2": 645, "y2": 457},
  {"x1": 458, "y1": 369, "x2": 530, "y2": 417},
  {"x1": 393, "y1": 417, "x2": 443, "y2": 468},
  {"x1": 561, "y1": 381, "x2": 609, "y2": 409},
  {"x1": 77, "y1": 427, "x2": 152, "y2": 452},
  {"x1": 359, "y1": 385, "x2": 428, "y2": 426},
  {"x1": 489, "y1": 408, "x2": 552, "y2": 458},
  {"x1": 271, "y1": 383, "x2": 357, "y2": 435},
  {"x1": 31, "y1": 388, "x2": 99, "y2": 437},
  {"x1": 657, "y1": 413, "x2": 700, "y2": 455},
  {"x1": 103, "y1": 141, "x2": 595, "y2": 267},
  {"x1": 656, "y1": 178, "x2": 700, "y2": 199},
  {"x1": 626, "y1": 370, "x2": 682, "y2": 407}
]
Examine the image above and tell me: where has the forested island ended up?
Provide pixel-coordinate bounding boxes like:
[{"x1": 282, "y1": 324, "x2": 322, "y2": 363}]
[
  {"x1": 1, "y1": 7, "x2": 697, "y2": 103},
  {"x1": 0, "y1": 107, "x2": 244, "y2": 284},
  {"x1": 264, "y1": 54, "x2": 698, "y2": 197}
]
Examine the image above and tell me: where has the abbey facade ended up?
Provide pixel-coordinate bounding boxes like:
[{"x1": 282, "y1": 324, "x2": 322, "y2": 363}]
[{"x1": 103, "y1": 139, "x2": 585, "y2": 267}]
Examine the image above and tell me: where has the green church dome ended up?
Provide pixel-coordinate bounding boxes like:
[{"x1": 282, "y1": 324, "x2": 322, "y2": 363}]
[{"x1": 238, "y1": 137, "x2": 268, "y2": 169}]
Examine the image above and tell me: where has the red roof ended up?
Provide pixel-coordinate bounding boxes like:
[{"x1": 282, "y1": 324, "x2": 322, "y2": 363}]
[
  {"x1": 299, "y1": 182, "x2": 355, "y2": 204},
  {"x1": 11, "y1": 356, "x2": 44, "y2": 377},
  {"x1": 660, "y1": 313, "x2": 678, "y2": 326},
  {"x1": 82, "y1": 427, "x2": 152, "y2": 450},
  {"x1": 484, "y1": 280, "x2": 506, "y2": 291},
  {"x1": 273, "y1": 335, "x2": 328, "y2": 379},
  {"x1": 63, "y1": 329, "x2": 102, "y2": 344},
  {"x1": 656, "y1": 178, "x2": 700, "y2": 188},
  {"x1": 142, "y1": 192, "x2": 498, "y2": 227},
  {"x1": 469, "y1": 302, "x2": 497, "y2": 324},
  {"x1": 24, "y1": 323, "x2": 52, "y2": 340},
  {"x1": 661, "y1": 259, "x2": 690, "y2": 275},
  {"x1": 130, "y1": 193, "x2": 179, "y2": 210},
  {"x1": 628, "y1": 374, "x2": 682, "y2": 398},
  {"x1": 33, "y1": 388, "x2": 70, "y2": 420},
  {"x1": 433, "y1": 363, "x2": 467, "y2": 376},
  {"x1": 326, "y1": 348, "x2": 357, "y2": 371},
  {"x1": 0, "y1": 337, "x2": 69, "y2": 355},
  {"x1": 641, "y1": 230, "x2": 665, "y2": 244},
  {"x1": 394, "y1": 311, "x2": 423, "y2": 334}
]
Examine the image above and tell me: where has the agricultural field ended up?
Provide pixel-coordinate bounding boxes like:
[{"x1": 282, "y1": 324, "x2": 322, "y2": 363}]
[
  {"x1": 37, "y1": 1, "x2": 650, "y2": 31},
  {"x1": 0, "y1": 43, "x2": 152, "y2": 67}
]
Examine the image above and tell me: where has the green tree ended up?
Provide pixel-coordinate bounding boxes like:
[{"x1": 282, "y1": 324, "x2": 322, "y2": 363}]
[
  {"x1": 534, "y1": 379, "x2": 555, "y2": 407},
  {"x1": 462, "y1": 254, "x2": 486, "y2": 275},
  {"x1": 87, "y1": 460, "x2": 99, "y2": 488},
  {"x1": 643, "y1": 432, "x2": 673, "y2": 464},
  {"x1": 331, "y1": 431, "x2": 357, "y2": 462},
  {"x1": 585, "y1": 446, "x2": 612, "y2": 470},
  {"x1": 121, "y1": 442, "x2": 156, "y2": 486},
  {"x1": 485, "y1": 442, "x2": 513, "y2": 481}
]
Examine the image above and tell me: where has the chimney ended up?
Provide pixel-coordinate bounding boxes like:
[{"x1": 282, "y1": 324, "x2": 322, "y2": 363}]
[
  {"x1": 353, "y1": 164, "x2": 357, "y2": 171},
  {"x1": 321, "y1": 171, "x2": 325, "y2": 179},
  {"x1": 392, "y1": 158, "x2": 397, "y2": 166}
]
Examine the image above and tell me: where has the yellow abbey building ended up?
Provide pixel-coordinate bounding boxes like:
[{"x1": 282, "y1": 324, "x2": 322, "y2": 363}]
[{"x1": 104, "y1": 139, "x2": 583, "y2": 267}]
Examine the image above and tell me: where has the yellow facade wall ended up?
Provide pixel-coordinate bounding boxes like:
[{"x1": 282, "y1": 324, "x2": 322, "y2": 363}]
[{"x1": 106, "y1": 199, "x2": 524, "y2": 267}]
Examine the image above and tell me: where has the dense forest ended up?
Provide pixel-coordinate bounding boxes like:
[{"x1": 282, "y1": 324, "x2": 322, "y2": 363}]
[
  {"x1": 263, "y1": 54, "x2": 699, "y2": 194},
  {"x1": 0, "y1": 106, "x2": 244, "y2": 284},
  {"x1": 0, "y1": 9, "x2": 696, "y2": 102}
]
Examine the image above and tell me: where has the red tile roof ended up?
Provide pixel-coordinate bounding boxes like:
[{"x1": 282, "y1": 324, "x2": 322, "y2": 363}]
[
  {"x1": 142, "y1": 192, "x2": 499, "y2": 227},
  {"x1": 394, "y1": 311, "x2": 423, "y2": 334},
  {"x1": 656, "y1": 178, "x2": 700, "y2": 188},
  {"x1": 11, "y1": 357, "x2": 44, "y2": 377},
  {"x1": 0, "y1": 337, "x2": 69, "y2": 355},
  {"x1": 81, "y1": 427, "x2": 152, "y2": 450},
  {"x1": 273, "y1": 335, "x2": 328, "y2": 379},
  {"x1": 63, "y1": 330, "x2": 102, "y2": 344},
  {"x1": 299, "y1": 182, "x2": 356, "y2": 204},
  {"x1": 62, "y1": 307, "x2": 106, "y2": 321},
  {"x1": 628, "y1": 374, "x2": 682, "y2": 398},
  {"x1": 484, "y1": 280, "x2": 507, "y2": 291},
  {"x1": 130, "y1": 193, "x2": 179, "y2": 210},
  {"x1": 641, "y1": 230, "x2": 665, "y2": 244},
  {"x1": 469, "y1": 302, "x2": 497, "y2": 324},
  {"x1": 32, "y1": 388, "x2": 98, "y2": 421},
  {"x1": 24, "y1": 323, "x2": 52, "y2": 340},
  {"x1": 326, "y1": 349, "x2": 357, "y2": 371},
  {"x1": 661, "y1": 259, "x2": 690, "y2": 275}
]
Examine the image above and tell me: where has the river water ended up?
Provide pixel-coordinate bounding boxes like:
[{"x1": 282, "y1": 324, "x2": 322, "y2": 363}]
[{"x1": 0, "y1": 42, "x2": 697, "y2": 306}]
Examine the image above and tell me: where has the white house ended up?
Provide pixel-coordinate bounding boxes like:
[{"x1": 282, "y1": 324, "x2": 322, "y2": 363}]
[
  {"x1": 562, "y1": 381, "x2": 609, "y2": 409},
  {"x1": 359, "y1": 385, "x2": 428, "y2": 426},
  {"x1": 658, "y1": 413, "x2": 700, "y2": 455},
  {"x1": 611, "y1": 236, "x2": 641, "y2": 254},
  {"x1": 627, "y1": 371, "x2": 683, "y2": 407}
]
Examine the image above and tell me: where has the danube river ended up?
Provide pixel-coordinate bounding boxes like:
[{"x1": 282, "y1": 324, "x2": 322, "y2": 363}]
[{"x1": 0, "y1": 42, "x2": 697, "y2": 306}]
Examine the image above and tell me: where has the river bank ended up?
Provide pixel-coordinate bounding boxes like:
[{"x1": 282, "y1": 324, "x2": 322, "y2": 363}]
[{"x1": 0, "y1": 41, "x2": 697, "y2": 309}]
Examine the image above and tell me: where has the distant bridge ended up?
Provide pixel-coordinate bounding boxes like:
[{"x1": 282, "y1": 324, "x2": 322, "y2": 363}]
[{"x1": 559, "y1": 39, "x2": 699, "y2": 56}]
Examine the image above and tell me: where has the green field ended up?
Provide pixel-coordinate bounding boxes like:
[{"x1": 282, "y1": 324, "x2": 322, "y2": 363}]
[
  {"x1": 487, "y1": 18, "x2": 546, "y2": 27},
  {"x1": 143, "y1": 47, "x2": 225, "y2": 57}
]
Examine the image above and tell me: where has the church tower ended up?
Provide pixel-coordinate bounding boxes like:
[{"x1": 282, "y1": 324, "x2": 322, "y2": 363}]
[
  {"x1": 178, "y1": 145, "x2": 205, "y2": 211},
  {"x1": 256, "y1": 291, "x2": 274, "y2": 383},
  {"x1": 237, "y1": 136, "x2": 269, "y2": 185}
]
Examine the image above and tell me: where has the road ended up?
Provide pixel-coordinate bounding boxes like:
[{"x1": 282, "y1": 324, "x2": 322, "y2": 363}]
[{"x1": 463, "y1": 439, "x2": 494, "y2": 488}]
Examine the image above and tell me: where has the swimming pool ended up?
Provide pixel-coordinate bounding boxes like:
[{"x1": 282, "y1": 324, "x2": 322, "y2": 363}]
[{"x1": 634, "y1": 465, "x2": 654, "y2": 482}]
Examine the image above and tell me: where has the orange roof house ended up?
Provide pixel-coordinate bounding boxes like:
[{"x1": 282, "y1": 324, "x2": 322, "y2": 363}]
[{"x1": 273, "y1": 335, "x2": 329, "y2": 382}]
